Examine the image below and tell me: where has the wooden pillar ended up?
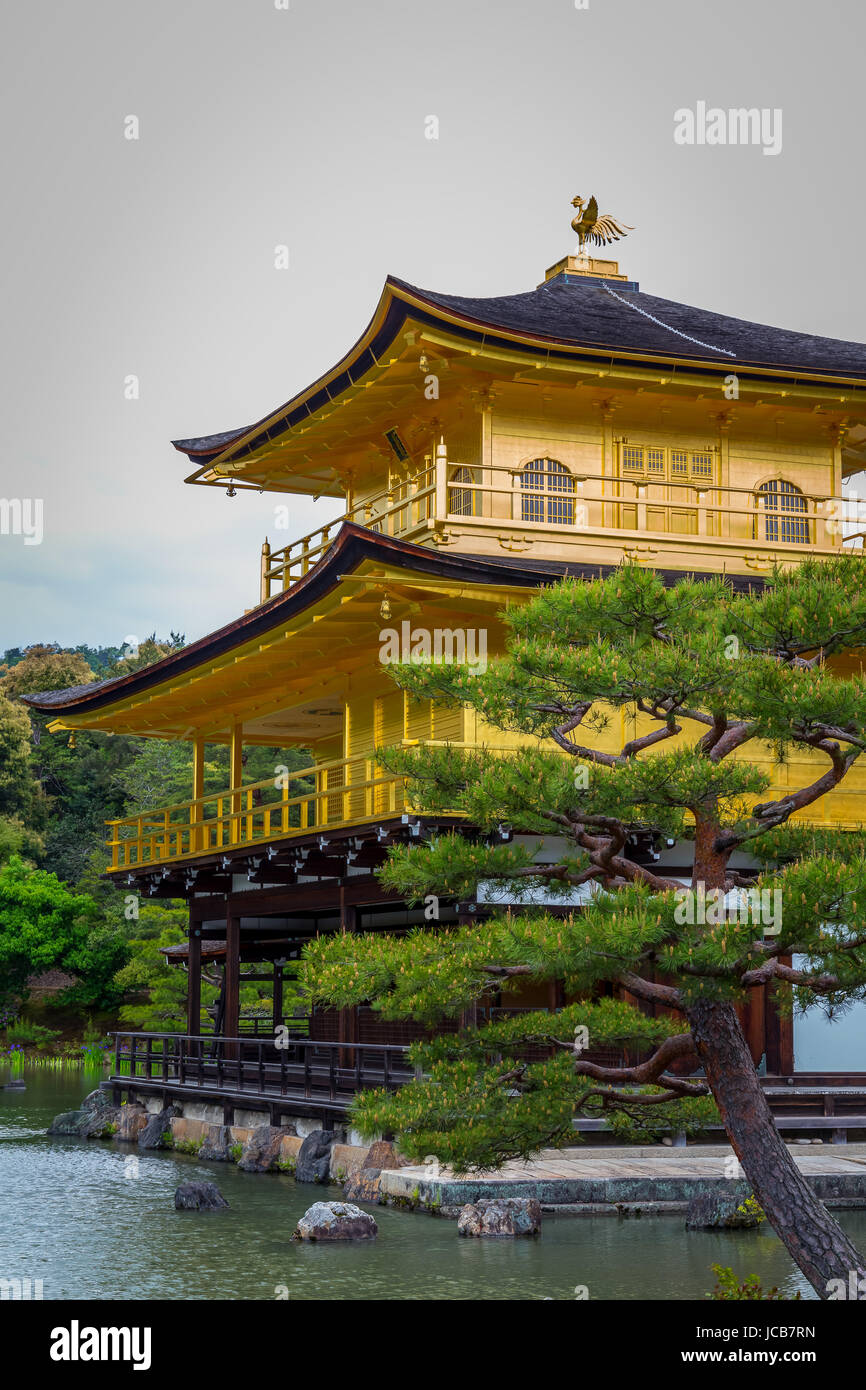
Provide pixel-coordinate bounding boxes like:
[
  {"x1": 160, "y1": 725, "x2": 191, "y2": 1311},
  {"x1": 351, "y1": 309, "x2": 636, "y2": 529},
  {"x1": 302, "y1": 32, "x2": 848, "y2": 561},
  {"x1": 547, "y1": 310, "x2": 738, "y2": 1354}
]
[
  {"x1": 186, "y1": 924, "x2": 202, "y2": 1036},
  {"x1": 191, "y1": 736, "x2": 205, "y2": 852},
  {"x1": 230, "y1": 721, "x2": 243, "y2": 844},
  {"x1": 765, "y1": 960, "x2": 795, "y2": 1076},
  {"x1": 338, "y1": 896, "x2": 359, "y2": 1066},
  {"x1": 273, "y1": 963, "x2": 284, "y2": 1030},
  {"x1": 547, "y1": 978, "x2": 564, "y2": 1012},
  {"x1": 224, "y1": 913, "x2": 240, "y2": 1059},
  {"x1": 260, "y1": 538, "x2": 271, "y2": 605}
]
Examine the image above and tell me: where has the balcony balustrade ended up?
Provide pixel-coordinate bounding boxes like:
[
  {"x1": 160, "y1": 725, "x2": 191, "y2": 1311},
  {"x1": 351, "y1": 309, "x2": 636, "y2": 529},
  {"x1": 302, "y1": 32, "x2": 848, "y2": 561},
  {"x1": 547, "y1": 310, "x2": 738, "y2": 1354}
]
[
  {"x1": 106, "y1": 754, "x2": 408, "y2": 872},
  {"x1": 258, "y1": 454, "x2": 857, "y2": 602}
]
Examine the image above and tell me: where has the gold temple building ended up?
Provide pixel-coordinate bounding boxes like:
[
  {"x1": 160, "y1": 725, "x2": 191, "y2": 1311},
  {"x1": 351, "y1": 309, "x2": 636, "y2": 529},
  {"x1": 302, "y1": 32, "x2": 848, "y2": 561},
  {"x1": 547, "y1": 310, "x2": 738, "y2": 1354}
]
[{"x1": 25, "y1": 212, "x2": 866, "y2": 1124}]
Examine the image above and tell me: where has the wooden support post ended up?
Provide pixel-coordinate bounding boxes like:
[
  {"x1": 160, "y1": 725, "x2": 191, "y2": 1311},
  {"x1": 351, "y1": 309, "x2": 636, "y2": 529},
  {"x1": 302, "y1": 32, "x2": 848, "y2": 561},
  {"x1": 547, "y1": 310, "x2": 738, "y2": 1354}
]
[
  {"x1": 187, "y1": 925, "x2": 202, "y2": 1036},
  {"x1": 260, "y1": 538, "x2": 271, "y2": 605},
  {"x1": 224, "y1": 913, "x2": 240, "y2": 1061},
  {"x1": 434, "y1": 437, "x2": 448, "y2": 520},
  {"x1": 191, "y1": 736, "x2": 205, "y2": 852},
  {"x1": 230, "y1": 721, "x2": 243, "y2": 844},
  {"x1": 338, "y1": 895, "x2": 359, "y2": 1067},
  {"x1": 764, "y1": 962, "x2": 795, "y2": 1075},
  {"x1": 273, "y1": 963, "x2": 284, "y2": 1031}
]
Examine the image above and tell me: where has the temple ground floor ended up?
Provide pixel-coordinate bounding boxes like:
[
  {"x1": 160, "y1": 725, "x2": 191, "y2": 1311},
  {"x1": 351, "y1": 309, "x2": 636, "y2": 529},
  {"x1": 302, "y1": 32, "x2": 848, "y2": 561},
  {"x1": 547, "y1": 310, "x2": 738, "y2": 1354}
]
[{"x1": 107, "y1": 817, "x2": 866, "y2": 1133}]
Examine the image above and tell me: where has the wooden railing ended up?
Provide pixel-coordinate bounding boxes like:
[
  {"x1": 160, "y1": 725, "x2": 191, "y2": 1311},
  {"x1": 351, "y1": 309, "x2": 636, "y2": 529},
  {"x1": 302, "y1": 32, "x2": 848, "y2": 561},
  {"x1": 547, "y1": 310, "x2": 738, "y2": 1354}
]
[
  {"x1": 261, "y1": 463, "x2": 436, "y2": 599},
  {"x1": 111, "y1": 1031, "x2": 412, "y2": 1106},
  {"x1": 105, "y1": 754, "x2": 407, "y2": 871},
  {"x1": 259, "y1": 454, "x2": 857, "y2": 601}
]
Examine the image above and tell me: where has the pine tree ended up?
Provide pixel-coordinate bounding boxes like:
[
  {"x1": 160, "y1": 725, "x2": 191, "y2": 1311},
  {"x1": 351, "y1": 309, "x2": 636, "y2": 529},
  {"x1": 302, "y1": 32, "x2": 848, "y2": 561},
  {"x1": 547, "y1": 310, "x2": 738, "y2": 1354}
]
[{"x1": 302, "y1": 554, "x2": 866, "y2": 1298}]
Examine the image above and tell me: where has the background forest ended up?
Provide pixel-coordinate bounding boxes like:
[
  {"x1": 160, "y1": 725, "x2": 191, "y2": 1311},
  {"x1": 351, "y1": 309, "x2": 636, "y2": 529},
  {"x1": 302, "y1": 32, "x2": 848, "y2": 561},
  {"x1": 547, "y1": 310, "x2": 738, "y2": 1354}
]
[{"x1": 0, "y1": 639, "x2": 309, "y2": 1051}]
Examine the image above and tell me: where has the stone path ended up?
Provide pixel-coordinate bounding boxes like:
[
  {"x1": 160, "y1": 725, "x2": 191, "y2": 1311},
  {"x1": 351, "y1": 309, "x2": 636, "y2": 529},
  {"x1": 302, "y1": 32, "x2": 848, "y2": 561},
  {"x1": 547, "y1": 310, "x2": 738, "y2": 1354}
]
[{"x1": 380, "y1": 1143, "x2": 866, "y2": 1210}]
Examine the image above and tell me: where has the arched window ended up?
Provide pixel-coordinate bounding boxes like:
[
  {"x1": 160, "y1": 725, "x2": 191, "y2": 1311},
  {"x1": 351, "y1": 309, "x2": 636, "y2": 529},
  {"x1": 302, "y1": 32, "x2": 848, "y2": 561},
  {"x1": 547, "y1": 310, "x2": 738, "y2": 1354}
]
[
  {"x1": 756, "y1": 479, "x2": 809, "y2": 545},
  {"x1": 448, "y1": 465, "x2": 479, "y2": 517},
  {"x1": 521, "y1": 458, "x2": 575, "y2": 525}
]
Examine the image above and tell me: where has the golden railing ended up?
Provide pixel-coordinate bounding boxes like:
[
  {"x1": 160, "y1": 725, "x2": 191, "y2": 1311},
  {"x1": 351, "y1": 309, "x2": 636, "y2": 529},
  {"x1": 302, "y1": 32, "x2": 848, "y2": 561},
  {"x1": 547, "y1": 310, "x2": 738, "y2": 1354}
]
[
  {"x1": 259, "y1": 454, "x2": 857, "y2": 601},
  {"x1": 260, "y1": 464, "x2": 436, "y2": 601},
  {"x1": 106, "y1": 755, "x2": 408, "y2": 872}
]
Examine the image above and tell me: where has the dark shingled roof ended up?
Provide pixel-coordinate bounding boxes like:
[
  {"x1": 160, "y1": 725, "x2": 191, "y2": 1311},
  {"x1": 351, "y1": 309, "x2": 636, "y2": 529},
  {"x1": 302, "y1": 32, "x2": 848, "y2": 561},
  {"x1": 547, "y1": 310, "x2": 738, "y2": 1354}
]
[
  {"x1": 172, "y1": 272, "x2": 866, "y2": 467},
  {"x1": 397, "y1": 275, "x2": 866, "y2": 379}
]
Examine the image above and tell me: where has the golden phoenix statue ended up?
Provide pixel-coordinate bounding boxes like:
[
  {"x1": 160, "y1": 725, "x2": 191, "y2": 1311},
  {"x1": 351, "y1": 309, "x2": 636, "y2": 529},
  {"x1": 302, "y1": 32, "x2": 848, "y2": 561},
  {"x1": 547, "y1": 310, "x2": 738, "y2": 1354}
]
[{"x1": 570, "y1": 194, "x2": 634, "y2": 254}]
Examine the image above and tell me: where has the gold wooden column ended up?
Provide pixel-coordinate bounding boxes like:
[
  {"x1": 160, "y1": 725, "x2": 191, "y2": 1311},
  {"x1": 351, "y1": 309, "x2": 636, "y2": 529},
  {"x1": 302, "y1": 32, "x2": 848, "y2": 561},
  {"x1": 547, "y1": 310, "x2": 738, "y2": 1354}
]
[
  {"x1": 191, "y1": 736, "x2": 205, "y2": 852},
  {"x1": 230, "y1": 721, "x2": 243, "y2": 845}
]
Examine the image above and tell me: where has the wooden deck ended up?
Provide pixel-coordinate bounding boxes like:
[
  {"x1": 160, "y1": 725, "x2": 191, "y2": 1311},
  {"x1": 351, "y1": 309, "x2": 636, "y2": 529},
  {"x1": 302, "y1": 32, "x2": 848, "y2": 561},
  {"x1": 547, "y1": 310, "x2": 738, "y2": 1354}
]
[
  {"x1": 109, "y1": 1032, "x2": 866, "y2": 1134},
  {"x1": 109, "y1": 1031, "x2": 414, "y2": 1120}
]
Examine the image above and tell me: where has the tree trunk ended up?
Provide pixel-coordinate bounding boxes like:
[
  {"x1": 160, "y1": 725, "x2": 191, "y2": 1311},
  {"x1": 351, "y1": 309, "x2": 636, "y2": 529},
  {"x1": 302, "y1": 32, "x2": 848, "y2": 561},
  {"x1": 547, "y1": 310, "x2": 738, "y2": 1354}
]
[{"x1": 687, "y1": 996, "x2": 866, "y2": 1298}]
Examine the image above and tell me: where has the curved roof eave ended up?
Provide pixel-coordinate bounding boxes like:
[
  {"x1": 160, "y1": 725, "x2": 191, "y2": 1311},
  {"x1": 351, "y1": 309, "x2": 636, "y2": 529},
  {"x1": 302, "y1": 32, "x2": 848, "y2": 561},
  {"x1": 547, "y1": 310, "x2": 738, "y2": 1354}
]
[
  {"x1": 173, "y1": 274, "x2": 866, "y2": 480},
  {"x1": 22, "y1": 520, "x2": 765, "y2": 721},
  {"x1": 19, "y1": 523, "x2": 544, "y2": 718}
]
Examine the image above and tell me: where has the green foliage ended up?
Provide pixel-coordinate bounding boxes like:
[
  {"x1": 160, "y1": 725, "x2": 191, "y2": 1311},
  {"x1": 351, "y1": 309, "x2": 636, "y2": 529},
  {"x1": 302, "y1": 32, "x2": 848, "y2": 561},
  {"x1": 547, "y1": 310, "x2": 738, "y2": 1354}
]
[
  {"x1": 305, "y1": 557, "x2": 866, "y2": 1173},
  {"x1": 2, "y1": 1020, "x2": 62, "y2": 1047},
  {"x1": 708, "y1": 1264, "x2": 798, "y2": 1301},
  {"x1": 114, "y1": 911, "x2": 216, "y2": 1032},
  {"x1": 0, "y1": 855, "x2": 127, "y2": 1011},
  {"x1": 735, "y1": 1195, "x2": 766, "y2": 1224},
  {"x1": 0, "y1": 815, "x2": 45, "y2": 866}
]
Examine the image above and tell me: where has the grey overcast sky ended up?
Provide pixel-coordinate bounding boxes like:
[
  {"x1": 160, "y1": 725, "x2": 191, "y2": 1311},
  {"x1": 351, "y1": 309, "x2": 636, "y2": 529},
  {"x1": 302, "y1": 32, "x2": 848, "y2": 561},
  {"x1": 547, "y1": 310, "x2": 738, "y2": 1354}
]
[{"x1": 2, "y1": 0, "x2": 864, "y2": 651}]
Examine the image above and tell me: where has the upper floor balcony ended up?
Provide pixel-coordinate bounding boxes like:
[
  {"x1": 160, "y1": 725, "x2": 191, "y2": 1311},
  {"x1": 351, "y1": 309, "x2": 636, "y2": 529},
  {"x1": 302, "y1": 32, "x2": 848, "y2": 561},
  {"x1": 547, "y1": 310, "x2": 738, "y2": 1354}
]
[
  {"x1": 106, "y1": 753, "x2": 411, "y2": 873},
  {"x1": 258, "y1": 445, "x2": 861, "y2": 603}
]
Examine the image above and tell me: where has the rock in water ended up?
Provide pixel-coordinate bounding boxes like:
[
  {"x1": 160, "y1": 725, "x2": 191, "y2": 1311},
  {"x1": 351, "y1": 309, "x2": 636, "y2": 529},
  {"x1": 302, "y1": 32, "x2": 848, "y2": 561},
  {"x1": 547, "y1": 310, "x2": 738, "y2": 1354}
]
[
  {"x1": 295, "y1": 1129, "x2": 335, "y2": 1183},
  {"x1": 457, "y1": 1198, "x2": 542, "y2": 1238},
  {"x1": 238, "y1": 1124, "x2": 288, "y2": 1173},
  {"x1": 685, "y1": 1189, "x2": 759, "y2": 1229},
  {"x1": 138, "y1": 1104, "x2": 180, "y2": 1150},
  {"x1": 199, "y1": 1124, "x2": 232, "y2": 1162},
  {"x1": 174, "y1": 1182, "x2": 229, "y2": 1211},
  {"x1": 293, "y1": 1201, "x2": 378, "y2": 1241},
  {"x1": 116, "y1": 1103, "x2": 148, "y2": 1143},
  {"x1": 79, "y1": 1105, "x2": 123, "y2": 1139},
  {"x1": 82, "y1": 1089, "x2": 111, "y2": 1112},
  {"x1": 48, "y1": 1109, "x2": 90, "y2": 1136},
  {"x1": 343, "y1": 1168, "x2": 384, "y2": 1202}
]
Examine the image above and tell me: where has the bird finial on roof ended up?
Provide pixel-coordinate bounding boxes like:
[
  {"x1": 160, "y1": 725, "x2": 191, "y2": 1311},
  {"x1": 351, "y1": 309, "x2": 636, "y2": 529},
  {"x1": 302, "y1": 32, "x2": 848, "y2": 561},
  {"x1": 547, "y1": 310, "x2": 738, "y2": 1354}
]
[{"x1": 570, "y1": 194, "x2": 634, "y2": 257}]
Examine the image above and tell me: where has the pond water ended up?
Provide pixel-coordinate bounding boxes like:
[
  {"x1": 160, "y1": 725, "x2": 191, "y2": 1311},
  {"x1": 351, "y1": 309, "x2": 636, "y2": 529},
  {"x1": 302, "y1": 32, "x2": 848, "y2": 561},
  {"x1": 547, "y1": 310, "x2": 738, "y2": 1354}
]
[{"x1": 0, "y1": 1066, "x2": 848, "y2": 1301}]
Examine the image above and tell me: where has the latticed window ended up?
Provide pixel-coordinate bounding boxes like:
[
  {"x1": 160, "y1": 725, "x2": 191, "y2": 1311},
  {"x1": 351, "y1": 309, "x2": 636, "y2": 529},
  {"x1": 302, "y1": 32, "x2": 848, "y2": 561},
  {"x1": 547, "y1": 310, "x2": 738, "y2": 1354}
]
[
  {"x1": 757, "y1": 479, "x2": 809, "y2": 545},
  {"x1": 623, "y1": 445, "x2": 644, "y2": 472},
  {"x1": 448, "y1": 465, "x2": 478, "y2": 517},
  {"x1": 624, "y1": 445, "x2": 716, "y2": 482},
  {"x1": 521, "y1": 458, "x2": 575, "y2": 525}
]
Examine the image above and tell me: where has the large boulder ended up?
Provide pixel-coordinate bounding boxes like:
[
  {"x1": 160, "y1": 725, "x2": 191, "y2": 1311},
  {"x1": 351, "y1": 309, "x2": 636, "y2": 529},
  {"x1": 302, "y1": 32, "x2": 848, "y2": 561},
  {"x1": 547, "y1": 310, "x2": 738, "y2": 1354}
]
[
  {"x1": 48, "y1": 1108, "x2": 90, "y2": 1136},
  {"x1": 82, "y1": 1089, "x2": 111, "y2": 1113},
  {"x1": 48, "y1": 1088, "x2": 111, "y2": 1136},
  {"x1": 79, "y1": 1105, "x2": 123, "y2": 1139},
  {"x1": 174, "y1": 1181, "x2": 229, "y2": 1211},
  {"x1": 293, "y1": 1201, "x2": 378, "y2": 1241},
  {"x1": 116, "y1": 1103, "x2": 148, "y2": 1143},
  {"x1": 138, "y1": 1104, "x2": 181, "y2": 1150},
  {"x1": 361, "y1": 1140, "x2": 406, "y2": 1171},
  {"x1": 295, "y1": 1129, "x2": 335, "y2": 1183},
  {"x1": 457, "y1": 1198, "x2": 542, "y2": 1238},
  {"x1": 686, "y1": 1190, "x2": 762, "y2": 1230},
  {"x1": 199, "y1": 1124, "x2": 232, "y2": 1162},
  {"x1": 344, "y1": 1168, "x2": 385, "y2": 1202},
  {"x1": 238, "y1": 1125, "x2": 288, "y2": 1173}
]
